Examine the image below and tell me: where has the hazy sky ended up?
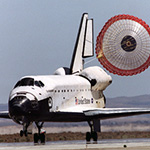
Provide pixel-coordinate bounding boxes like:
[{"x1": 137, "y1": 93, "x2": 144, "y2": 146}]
[{"x1": 0, "y1": 0, "x2": 150, "y2": 103}]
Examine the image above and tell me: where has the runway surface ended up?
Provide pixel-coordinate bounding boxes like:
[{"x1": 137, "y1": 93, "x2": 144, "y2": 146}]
[{"x1": 0, "y1": 139, "x2": 150, "y2": 150}]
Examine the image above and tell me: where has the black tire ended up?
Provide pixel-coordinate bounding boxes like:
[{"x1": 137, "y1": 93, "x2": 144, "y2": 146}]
[
  {"x1": 24, "y1": 130, "x2": 28, "y2": 137},
  {"x1": 86, "y1": 132, "x2": 91, "y2": 142},
  {"x1": 92, "y1": 132, "x2": 98, "y2": 141},
  {"x1": 34, "y1": 133, "x2": 39, "y2": 144},
  {"x1": 39, "y1": 133, "x2": 45, "y2": 144},
  {"x1": 20, "y1": 130, "x2": 23, "y2": 137}
]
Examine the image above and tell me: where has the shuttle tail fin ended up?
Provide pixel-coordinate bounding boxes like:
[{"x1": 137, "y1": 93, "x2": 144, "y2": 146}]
[{"x1": 70, "y1": 13, "x2": 94, "y2": 74}]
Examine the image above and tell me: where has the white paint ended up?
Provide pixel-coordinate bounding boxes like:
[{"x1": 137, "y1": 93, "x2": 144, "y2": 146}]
[{"x1": 9, "y1": 66, "x2": 111, "y2": 112}]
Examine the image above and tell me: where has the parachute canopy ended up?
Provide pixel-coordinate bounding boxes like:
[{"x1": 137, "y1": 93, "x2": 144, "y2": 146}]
[{"x1": 96, "y1": 14, "x2": 150, "y2": 76}]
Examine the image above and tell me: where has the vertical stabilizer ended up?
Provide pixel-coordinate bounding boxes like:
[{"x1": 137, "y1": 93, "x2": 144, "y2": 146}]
[
  {"x1": 83, "y1": 19, "x2": 94, "y2": 58},
  {"x1": 70, "y1": 13, "x2": 94, "y2": 74}
]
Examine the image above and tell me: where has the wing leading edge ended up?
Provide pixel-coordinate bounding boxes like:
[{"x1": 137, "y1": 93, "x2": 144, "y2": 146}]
[
  {"x1": 0, "y1": 111, "x2": 10, "y2": 119},
  {"x1": 83, "y1": 108, "x2": 150, "y2": 120}
]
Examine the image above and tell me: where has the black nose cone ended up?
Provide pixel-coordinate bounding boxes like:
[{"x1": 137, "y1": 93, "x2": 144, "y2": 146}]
[{"x1": 9, "y1": 97, "x2": 32, "y2": 117}]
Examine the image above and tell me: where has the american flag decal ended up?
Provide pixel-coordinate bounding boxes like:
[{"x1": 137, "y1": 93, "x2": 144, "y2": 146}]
[{"x1": 75, "y1": 97, "x2": 78, "y2": 105}]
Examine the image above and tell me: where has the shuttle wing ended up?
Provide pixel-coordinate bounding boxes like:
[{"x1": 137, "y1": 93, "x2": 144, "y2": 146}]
[
  {"x1": 31, "y1": 108, "x2": 150, "y2": 122},
  {"x1": 0, "y1": 111, "x2": 10, "y2": 119},
  {"x1": 83, "y1": 108, "x2": 150, "y2": 119},
  {"x1": 0, "y1": 108, "x2": 150, "y2": 121}
]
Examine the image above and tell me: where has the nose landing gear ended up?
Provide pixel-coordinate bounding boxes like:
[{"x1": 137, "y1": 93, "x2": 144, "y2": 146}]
[
  {"x1": 19, "y1": 117, "x2": 31, "y2": 137},
  {"x1": 19, "y1": 120, "x2": 46, "y2": 145}
]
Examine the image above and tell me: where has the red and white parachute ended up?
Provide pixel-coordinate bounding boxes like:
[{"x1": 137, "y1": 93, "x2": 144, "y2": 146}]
[{"x1": 96, "y1": 14, "x2": 150, "y2": 76}]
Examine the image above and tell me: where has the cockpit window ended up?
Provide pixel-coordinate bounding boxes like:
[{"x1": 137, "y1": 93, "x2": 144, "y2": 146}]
[
  {"x1": 34, "y1": 80, "x2": 45, "y2": 87},
  {"x1": 14, "y1": 78, "x2": 34, "y2": 88},
  {"x1": 34, "y1": 81, "x2": 41, "y2": 87},
  {"x1": 39, "y1": 81, "x2": 44, "y2": 87},
  {"x1": 14, "y1": 78, "x2": 45, "y2": 88}
]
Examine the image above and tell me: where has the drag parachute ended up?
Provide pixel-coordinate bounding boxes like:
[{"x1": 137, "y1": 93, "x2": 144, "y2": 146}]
[{"x1": 96, "y1": 14, "x2": 150, "y2": 76}]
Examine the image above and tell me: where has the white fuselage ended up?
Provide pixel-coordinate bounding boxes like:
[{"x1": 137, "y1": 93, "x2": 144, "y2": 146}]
[{"x1": 9, "y1": 66, "x2": 112, "y2": 113}]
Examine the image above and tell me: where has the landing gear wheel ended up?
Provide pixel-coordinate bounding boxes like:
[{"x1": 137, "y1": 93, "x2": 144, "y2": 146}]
[
  {"x1": 24, "y1": 130, "x2": 28, "y2": 137},
  {"x1": 86, "y1": 120, "x2": 99, "y2": 143},
  {"x1": 20, "y1": 130, "x2": 28, "y2": 137},
  {"x1": 20, "y1": 130, "x2": 23, "y2": 137},
  {"x1": 34, "y1": 133, "x2": 45, "y2": 145},
  {"x1": 86, "y1": 131, "x2": 98, "y2": 143},
  {"x1": 34, "y1": 133, "x2": 39, "y2": 144},
  {"x1": 86, "y1": 132, "x2": 91, "y2": 142},
  {"x1": 34, "y1": 122, "x2": 46, "y2": 145},
  {"x1": 40, "y1": 133, "x2": 45, "y2": 144},
  {"x1": 92, "y1": 132, "x2": 98, "y2": 142}
]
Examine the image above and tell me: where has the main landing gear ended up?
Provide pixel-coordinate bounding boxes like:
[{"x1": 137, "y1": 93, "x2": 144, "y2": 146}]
[
  {"x1": 34, "y1": 122, "x2": 45, "y2": 145},
  {"x1": 86, "y1": 120, "x2": 100, "y2": 143}
]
